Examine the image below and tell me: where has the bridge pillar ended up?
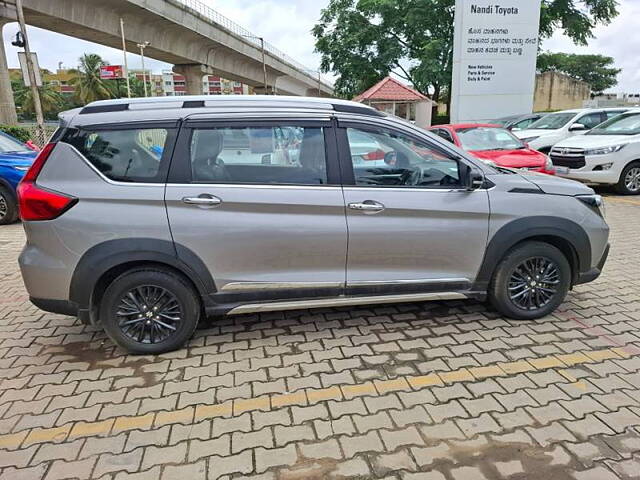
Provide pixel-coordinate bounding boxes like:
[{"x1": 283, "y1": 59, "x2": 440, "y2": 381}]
[
  {"x1": 0, "y1": 21, "x2": 18, "y2": 125},
  {"x1": 173, "y1": 64, "x2": 208, "y2": 96}
]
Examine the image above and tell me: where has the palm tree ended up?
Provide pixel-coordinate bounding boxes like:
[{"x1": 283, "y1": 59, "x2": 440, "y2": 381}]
[
  {"x1": 14, "y1": 82, "x2": 64, "y2": 119},
  {"x1": 71, "y1": 54, "x2": 113, "y2": 104}
]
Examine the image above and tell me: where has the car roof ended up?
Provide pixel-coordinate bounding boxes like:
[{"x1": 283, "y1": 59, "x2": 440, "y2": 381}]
[{"x1": 60, "y1": 95, "x2": 389, "y2": 127}]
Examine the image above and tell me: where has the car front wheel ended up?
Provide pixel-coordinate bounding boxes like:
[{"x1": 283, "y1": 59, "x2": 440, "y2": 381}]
[
  {"x1": 0, "y1": 186, "x2": 18, "y2": 225},
  {"x1": 489, "y1": 241, "x2": 571, "y2": 320},
  {"x1": 616, "y1": 162, "x2": 640, "y2": 195},
  {"x1": 100, "y1": 268, "x2": 200, "y2": 354}
]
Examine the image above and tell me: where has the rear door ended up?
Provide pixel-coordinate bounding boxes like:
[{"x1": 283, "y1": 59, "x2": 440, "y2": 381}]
[
  {"x1": 337, "y1": 119, "x2": 490, "y2": 293},
  {"x1": 165, "y1": 115, "x2": 348, "y2": 297}
]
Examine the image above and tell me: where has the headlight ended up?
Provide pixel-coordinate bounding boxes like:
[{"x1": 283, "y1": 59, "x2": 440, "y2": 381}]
[
  {"x1": 576, "y1": 194, "x2": 605, "y2": 218},
  {"x1": 12, "y1": 165, "x2": 30, "y2": 171},
  {"x1": 584, "y1": 144, "x2": 626, "y2": 156},
  {"x1": 544, "y1": 156, "x2": 554, "y2": 171},
  {"x1": 521, "y1": 136, "x2": 540, "y2": 143}
]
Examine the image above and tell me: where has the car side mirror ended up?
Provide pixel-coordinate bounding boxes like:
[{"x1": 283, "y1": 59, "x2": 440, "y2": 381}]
[
  {"x1": 466, "y1": 168, "x2": 484, "y2": 190},
  {"x1": 384, "y1": 151, "x2": 397, "y2": 166},
  {"x1": 569, "y1": 123, "x2": 587, "y2": 132}
]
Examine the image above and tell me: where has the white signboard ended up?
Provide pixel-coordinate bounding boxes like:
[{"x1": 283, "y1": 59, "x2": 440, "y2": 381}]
[
  {"x1": 450, "y1": 0, "x2": 542, "y2": 123},
  {"x1": 18, "y1": 52, "x2": 43, "y2": 87}
]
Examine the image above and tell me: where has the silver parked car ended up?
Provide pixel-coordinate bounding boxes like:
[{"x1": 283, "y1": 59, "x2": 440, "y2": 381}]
[{"x1": 18, "y1": 96, "x2": 610, "y2": 353}]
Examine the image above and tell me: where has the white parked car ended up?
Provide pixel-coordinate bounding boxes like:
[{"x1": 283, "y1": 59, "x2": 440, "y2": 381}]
[
  {"x1": 513, "y1": 108, "x2": 631, "y2": 153},
  {"x1": 550, "y1": 110, "x2": 640, "y2": 194}
]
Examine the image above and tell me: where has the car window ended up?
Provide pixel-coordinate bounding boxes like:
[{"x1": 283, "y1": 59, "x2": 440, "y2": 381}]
[
  {"x1": 576, "y1": 112, "x2": 605, "y2": 129},
  {"x1": 63, "y1": 127, "x2": 169, "y2": 182},
  {"x1": 190, "y1": 126, "x2": 328, "y2": 185},
  {"x1": 604, "y1": 110, "x2": 626, "y2": 120},
  {"x1": 0, "y1": 132, "x2": 30, "y2": 153},
  {"x1": 457, "y1": 127, "x2": 524, "y2": 151},
  {"x1": 432, "y1": 129, "x2": 455, "y2": 143},
  {"x1": 513, "y1": 118, "x2": 536, "y2": 130},
  {"x1": 345, "y1": 127, "x2": 461, "y2": 188},
  {"x1": 528, "y1": 113, "x2": 576, "y2": 130},
  {"x1": 588, "y1": 112, "x2": 640, "y2": 135}
]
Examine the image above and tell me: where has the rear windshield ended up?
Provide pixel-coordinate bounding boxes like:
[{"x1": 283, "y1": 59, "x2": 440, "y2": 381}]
[{"x1": 62, "y1": 127, "x2": 173, "y2": 182}]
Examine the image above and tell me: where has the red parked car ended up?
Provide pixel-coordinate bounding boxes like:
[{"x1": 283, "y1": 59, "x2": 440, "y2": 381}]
[{"x1": 429, "y1": 123, "x2": 555, "y2": 175}]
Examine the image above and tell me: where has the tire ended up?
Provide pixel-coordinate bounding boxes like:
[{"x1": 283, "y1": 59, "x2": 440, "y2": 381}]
[
  {"x1": 488, "y1": 241, "x2": 571, "y2": 320},
  {"x1": 615, "y1": 161, "x2": 640, "y2": 195},
  {"x1": 0, "y1": 186, "x2": 18, "y2": 225},
  {"x1": 100, "y1": 268, "x2": 200, "y2": 354}
]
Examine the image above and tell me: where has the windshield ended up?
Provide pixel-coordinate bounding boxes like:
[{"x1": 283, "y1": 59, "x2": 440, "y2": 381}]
[
  {"x1": 457, "y1": 127, "x2": 524, "y2": 151},
  {"x1": 527, "y1": 112, "x2": 576, "y2": 130},
  {"x1": 587, "y1": 112, "x2": 640, "y2": 136},
  {"x1": 0, "y1": 132, "x2": 30, "y2": 153}
]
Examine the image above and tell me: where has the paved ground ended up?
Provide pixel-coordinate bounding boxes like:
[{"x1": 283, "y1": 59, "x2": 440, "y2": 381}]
[{"x1": 1, "y1": 195, "x2": 640, "y2": 480}]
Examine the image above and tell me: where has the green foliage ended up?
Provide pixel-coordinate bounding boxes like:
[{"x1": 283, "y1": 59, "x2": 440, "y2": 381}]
[
  {"x1": 13, "y1": 82, "x2": 65, "y2": 120},
  {"x1": 314, "y1": 0, "x2": 620, "y2": 104},
  {"x1": 431, "y1": 114, "x2": 450, "y2": 126},
  {"x1": 0, "y1": 124, "x2": 31, "y2": 143},
  {"x1": 537, "y1": 52, "x2": 620, "y2": 94},
  {"x1": 71, "y1": 53, "x2": 113, "y2": 104}
]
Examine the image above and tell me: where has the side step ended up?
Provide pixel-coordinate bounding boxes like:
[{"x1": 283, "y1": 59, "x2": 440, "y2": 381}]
[{"x1": 226, "y1": 292, "x2": 469, "y2": 315}]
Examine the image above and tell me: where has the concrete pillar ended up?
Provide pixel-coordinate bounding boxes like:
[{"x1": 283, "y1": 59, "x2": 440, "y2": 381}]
[
  {"x1": 415, "y1": 100, "x2": 433, "y2": 129},
  {"x1": 0, "y1": 21, "x2": 18, "y2": 125},
  {"x1": 173, "y1": 64, "x2": 207, "y2": 96}
]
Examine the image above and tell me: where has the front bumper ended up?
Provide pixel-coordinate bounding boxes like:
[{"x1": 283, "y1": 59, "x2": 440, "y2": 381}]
[
  {"x1": 575, "y1": 243, "x2": 610, "y2": 285},
  {"x1": 555, "y1": 153, "x2": 622, "y2": 185}
]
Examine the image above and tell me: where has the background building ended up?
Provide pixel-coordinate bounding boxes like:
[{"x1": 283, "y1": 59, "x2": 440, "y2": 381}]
[{"x1": 533, "y1": 71, "x2": 591, "y2": 112}]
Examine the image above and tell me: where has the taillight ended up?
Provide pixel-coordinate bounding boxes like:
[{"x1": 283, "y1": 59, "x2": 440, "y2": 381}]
[
  {"x1": 17, "y1": 143, "x2": 77, "y2": 221},
  {"x1": 363, "y1": 149, "x2": 386, "y2": 161}
]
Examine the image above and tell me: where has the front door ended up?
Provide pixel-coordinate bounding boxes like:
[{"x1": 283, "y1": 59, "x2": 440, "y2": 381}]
[
  {"x1": 339, "y1": 122, "x2": 490, "y2": 293},
  {"x1": 165, "y1": 118, "x2": 348, "y2": 298}
]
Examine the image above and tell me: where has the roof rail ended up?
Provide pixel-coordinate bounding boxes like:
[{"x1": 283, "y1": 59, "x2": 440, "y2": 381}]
[{"x1": 78, "y1": 95, "x2": 386, "y2": 118}]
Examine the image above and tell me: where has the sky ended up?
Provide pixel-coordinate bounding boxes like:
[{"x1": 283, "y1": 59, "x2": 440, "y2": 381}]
[{"x1": 2, "y1": 0, "x2": 639, "y2": 93}]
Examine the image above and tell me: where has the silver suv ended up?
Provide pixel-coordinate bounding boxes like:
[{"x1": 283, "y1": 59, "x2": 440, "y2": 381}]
[{"x1": 18, "y1": 96, "x2": 610, "y2": 354}]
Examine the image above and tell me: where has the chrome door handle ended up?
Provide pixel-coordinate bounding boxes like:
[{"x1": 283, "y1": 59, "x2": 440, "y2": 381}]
[
  {"x1": 348, "y1": 200, "x2": 385, "y2": 213},
  {"x1": 182, "y1": 195, "x2": 222, "y2": 207}
]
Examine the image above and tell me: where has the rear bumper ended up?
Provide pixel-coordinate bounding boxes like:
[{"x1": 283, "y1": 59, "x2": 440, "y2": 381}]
[
  {"x1": 575, "y1": 243, "x2": 610, "y2": 285},
  {"x1": 29, "y1": 297, "x2": 91, "y2": 324}
]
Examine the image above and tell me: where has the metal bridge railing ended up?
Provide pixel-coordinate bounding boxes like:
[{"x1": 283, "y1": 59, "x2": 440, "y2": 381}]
[{"x1": 173, "y1": 0, "x2": 333, "y2": 90}]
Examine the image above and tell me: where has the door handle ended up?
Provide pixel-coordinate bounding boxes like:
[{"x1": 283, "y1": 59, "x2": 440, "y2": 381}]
[
  {"x1": 182, "y1": 195, "x2": 222, "y2": 207},
  {"x1": 348, "y1": 200, "x2": 385, "y2": 213}
]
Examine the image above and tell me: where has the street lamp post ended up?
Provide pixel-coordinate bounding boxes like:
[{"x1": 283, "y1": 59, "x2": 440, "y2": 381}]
[
  {"x1": 242, "y1": 35, "x2": 268, "y2": 94},
  {"x1": 120, "y1": 18, "x2": 131, "y2": 98},
  {"x1": 137, "y1": 41, "x2": 150, "y2": 97},
  {"x1": 15, "y1": 0, "x2": 45, "y2": 143}
]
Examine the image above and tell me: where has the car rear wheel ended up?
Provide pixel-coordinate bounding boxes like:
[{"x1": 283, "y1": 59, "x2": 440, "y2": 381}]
[
  {"x1": 489, "y1": 241, "x2": 571, "y2": 320},
  {"x1": 100, "y1": 268, "x2": 200, "y2": 354},
  {"x1": 0, "y1": 186, "x2": 18, "y2": 225},
  {"x1": 616, "y1": 162, "x2": 640, "y2": 195}
]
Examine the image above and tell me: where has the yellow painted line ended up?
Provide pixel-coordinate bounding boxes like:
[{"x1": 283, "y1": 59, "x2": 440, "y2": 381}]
[
  {"x1": 604, "y1": 197, "x2": 640, "y2": 206},
  {"x1": 498, "y1": 360, "x2": 535, "y2": 374},
  {"x1": 112, "y1": 413, "x2": 154, "y2": 433},
  {"x1": 307, "y1": 386, "x2": 343, "y2": 404},
  {"x1": 233, "y1": 396, "x2": 270, "y2": 415},
  {"x1": 0, "y1": 347, "x2": 628, "y2": 451},
  {"x1": 194, "y1": 402, "x2": 232, "y2": 421},
  {"x1": 341, "y1": 382, "x2": 377, "y2": 399}
]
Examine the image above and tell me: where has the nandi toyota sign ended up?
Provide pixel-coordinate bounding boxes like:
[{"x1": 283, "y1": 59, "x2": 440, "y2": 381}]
[{"x1": 450, "y1": 0, "x2": 542, "y2": 123}]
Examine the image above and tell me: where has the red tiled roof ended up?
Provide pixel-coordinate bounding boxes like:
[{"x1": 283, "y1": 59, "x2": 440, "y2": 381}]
[{"x1": 353, "y1": 76, "x2": 428, "y2": 102}]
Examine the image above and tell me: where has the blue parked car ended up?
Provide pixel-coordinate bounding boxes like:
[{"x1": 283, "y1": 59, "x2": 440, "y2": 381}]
[{"x1": 0, "y1": 131, "x2": 38, "y2": 224}]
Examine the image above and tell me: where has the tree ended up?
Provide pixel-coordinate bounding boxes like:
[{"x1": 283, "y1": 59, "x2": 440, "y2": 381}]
[
  {"x1": 13, "y1": 81, "x2": 64, "y2": 120},
  {"x1": 537, "y1": 52, "x2": 620, "y2": 94},
  {"x1": 71, "y1": 53, "x2": 113, "y2": 104},
  {"x1": 314, "y1": 0, "x2": 620, "y2": 103}
]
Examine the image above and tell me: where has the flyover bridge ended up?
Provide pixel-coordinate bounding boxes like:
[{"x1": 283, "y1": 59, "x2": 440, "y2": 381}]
[{"x1": 0, "y1": 0, "x2": 334, "y2": 123}]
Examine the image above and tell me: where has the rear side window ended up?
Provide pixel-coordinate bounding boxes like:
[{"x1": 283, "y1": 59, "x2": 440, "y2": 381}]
[
  {"x1": 62, "y1": 127, "x2": 171, "y2": 182},
  {"x1": 190, "y1": 125, "x2": 328, "y2": 185}
]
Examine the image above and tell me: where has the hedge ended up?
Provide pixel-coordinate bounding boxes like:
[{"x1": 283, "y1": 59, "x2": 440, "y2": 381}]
[{"x1": 0, "y1": 124, "x2": 32, "y2": 143}]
